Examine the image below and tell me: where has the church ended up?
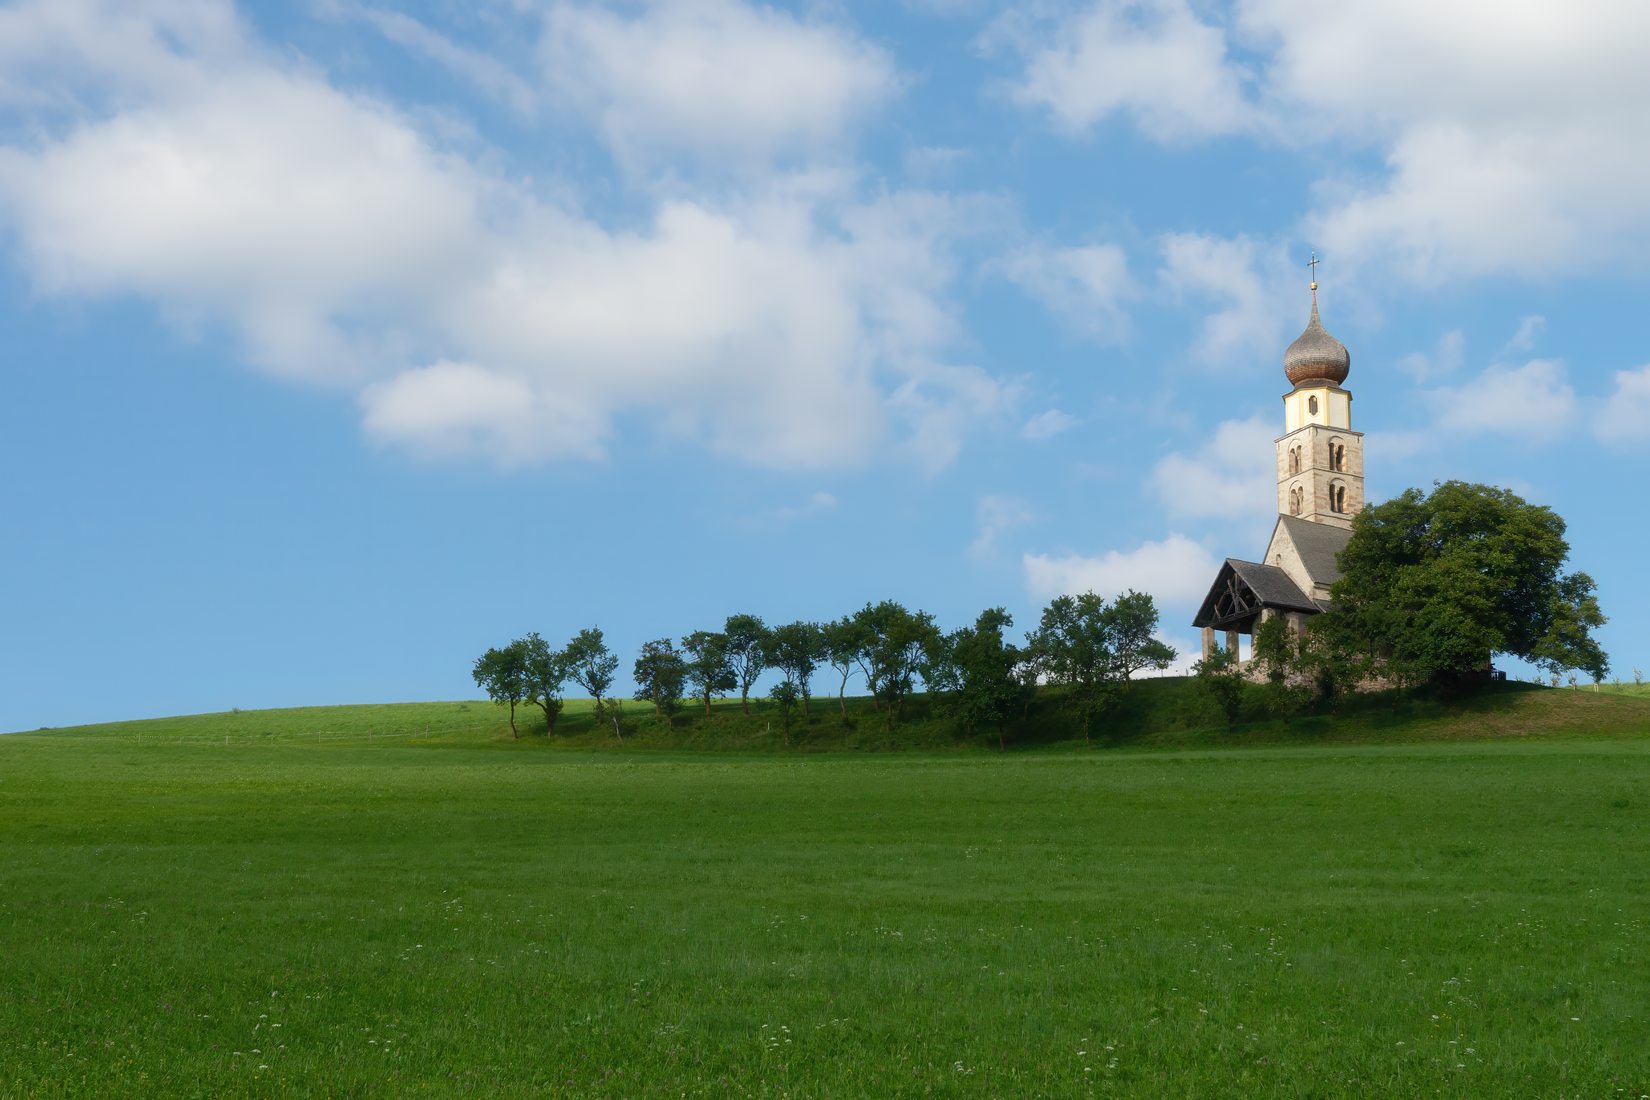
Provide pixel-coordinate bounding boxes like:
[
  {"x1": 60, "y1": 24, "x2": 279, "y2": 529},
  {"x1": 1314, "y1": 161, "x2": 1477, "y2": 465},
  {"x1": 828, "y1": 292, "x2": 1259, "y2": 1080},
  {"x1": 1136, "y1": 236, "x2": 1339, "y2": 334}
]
[{"x1": 1192, "y1": 269, "x2": 1363, "y2": 662}]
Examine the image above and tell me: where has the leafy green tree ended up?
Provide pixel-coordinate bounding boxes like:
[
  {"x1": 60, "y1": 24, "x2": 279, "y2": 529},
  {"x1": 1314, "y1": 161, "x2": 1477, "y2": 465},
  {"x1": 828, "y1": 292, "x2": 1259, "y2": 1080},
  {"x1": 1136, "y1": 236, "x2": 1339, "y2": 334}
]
[
  {"x1": 853, "y1": 600, "x2": 941, "y2": 729},
  {"x1": 822, "y1": 615, "x2": 869, "y2": 717},
  {"x1": 472, "y1": 640, "x2": 530, "y2": 739},
  {"x1": 1193, "y1": 646, "x2": 1245, "y2": 731},
  {"x1": 681, "y1": 630, "x2": 736, "y2": 718},
  {"x1": 1011, "y1": 634, "x2": 1045, "y2": 719},
  {"x1": 947, "y1": 607, "x2": 1022, "y2": 749},
  {"x1": 765, "y1": 621, "x2": 826, "y2": 717},
  {"x1": 1328, "y1": 481, "x2": 1608, "y2": 687},
  {"x1": 521, "y1": 632, "x2": 569, "y2": 735},
  {"x1": 563, "y1": 626, "x2": 620, "y2": 738},
  {"x1": 768, "y1": 679, "x2": 800, "y2": 745},
  {"x1": 1251, "y1": 616, "x2": 1310, "y2": 724},
  {"x1": 724, "y1": 614, "x2": 771, "y2": 715},
  {"x1": 1033, "y1": 590, "x2": 1174, "y2": 744},
  {"x1": 1107, "y1": 590, "x2": 1178, "y2": 681},
  {"x1": 633, "y1": 638, "x2": 687, "y2": 725}
]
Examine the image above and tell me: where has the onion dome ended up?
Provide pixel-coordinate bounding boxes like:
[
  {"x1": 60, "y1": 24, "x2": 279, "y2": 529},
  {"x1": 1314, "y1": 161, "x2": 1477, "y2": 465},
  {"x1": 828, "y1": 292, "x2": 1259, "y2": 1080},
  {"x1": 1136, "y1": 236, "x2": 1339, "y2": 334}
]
[{"x1": 1283, "y1": 296, "x2": 1350, "y2": 387}]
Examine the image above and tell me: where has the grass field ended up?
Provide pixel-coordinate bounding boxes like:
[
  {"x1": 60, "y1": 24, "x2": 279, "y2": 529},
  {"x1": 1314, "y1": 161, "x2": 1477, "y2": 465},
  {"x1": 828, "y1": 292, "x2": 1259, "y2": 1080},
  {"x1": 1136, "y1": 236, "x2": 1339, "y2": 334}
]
[{"x1": 5, "y1": 702, "x2": 1650, "y2": 1096}]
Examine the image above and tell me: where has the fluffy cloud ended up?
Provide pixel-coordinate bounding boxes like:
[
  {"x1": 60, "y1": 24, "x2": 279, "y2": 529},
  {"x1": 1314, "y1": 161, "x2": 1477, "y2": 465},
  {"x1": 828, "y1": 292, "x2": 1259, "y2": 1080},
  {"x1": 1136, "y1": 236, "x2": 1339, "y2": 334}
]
[
  {"x1": 1149, "y1": 415, "x2": 1276, "y2": 520},
  {"x1": 1594, "y1": 365, "x2": 1650, "y2": 446},
  {"x1": 1021, "y1": 408, "x2": 1077, "y2": 441},
  {"x1": 1007, "y1": 0, "x2": 1256, "y2": 141},
  {"x1": 1251, "y1": 1, "x2": 1650, "y2": 279},
  {"x1": 541, "y1": 0, "x2": 898, "y2": 171},
  {"x1": 1024, "y1": 534, "x2": 1220, "y2": 606},
  {"x1": 1000, "y1": 242, "x2": 1133, "y2": 342},
  {"x1": 1010, "y1": 1, "x2": 1650, "y2": 283},
  {"x1": 1423, "y1": 359, "x2": 1577, "y2": 441},
  {"x1": 0, "y1": 0, "x2": 1005, "y2": 472},
  {"x1": 1157, "y1": 232, "x2": 1301, "y2": 366},
  {"x1": 971, "y1": 494, "x2": 1034, "y2": 558}
]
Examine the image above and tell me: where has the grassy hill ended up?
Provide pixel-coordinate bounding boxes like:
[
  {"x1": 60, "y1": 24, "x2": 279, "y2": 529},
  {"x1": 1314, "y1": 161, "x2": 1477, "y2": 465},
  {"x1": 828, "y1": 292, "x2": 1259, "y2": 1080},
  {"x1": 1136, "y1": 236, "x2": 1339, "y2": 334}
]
[
  {"x1": 24, "y1": 676, "x2": 1650, "y2": 751},
  {"x1": 3, "y1": 717, "x2": 1650, "y2": 1094}
]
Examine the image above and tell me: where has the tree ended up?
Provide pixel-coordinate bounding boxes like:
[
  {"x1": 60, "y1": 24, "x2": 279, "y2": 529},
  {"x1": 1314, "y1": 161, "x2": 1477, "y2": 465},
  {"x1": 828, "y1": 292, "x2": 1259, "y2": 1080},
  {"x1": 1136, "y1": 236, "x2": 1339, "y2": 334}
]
[
  {"x1": 947, "y1": 608, "x2": 1022, "y2": 749},
  {"x1": 822, "y1": 615, "x2": 869, "y2": 717},
  {"x1": 1108, "y1": 590, "x2": 1178, "y2": 681},
  {"x1": 681, "y1": 630, "x2": 736, "y2": 718},
  {"x1": 769, "y1": 679, "x2": 800, "y2": 745},
  {"x1": 766, "y1": 621, "x2": 826, "y2": 717},
  {"x1": 472, "y1": 640, "x2": 529, "y2": 739},
  {"x1": 1329, "y1": 481, "x2": 1608, "y2": 687},
  {"x1": 1193, "y1": 646, "x2": 1245, "y2": 731},
  {"x1": 521, "y1": 632, "x2": 569, "y2": 735},
  {"x1": 724, "y1": 614, "x2": 770, "y2": 716},
  {"x1": 853, "y1": 600, "x2": 941, "y2": 729},
  {"x1": 1250, "y1": 616, "x2": 1310, "y2": 724},
  {"x1": 1033, "y1": 590, "x2": 1174, "y2": 744},
  {"x1": 563, "y1": 626, "x2": 620, "y2": 738},
  {"x1": 633, "y1": 638, "x2": 687, "y2": 725}
]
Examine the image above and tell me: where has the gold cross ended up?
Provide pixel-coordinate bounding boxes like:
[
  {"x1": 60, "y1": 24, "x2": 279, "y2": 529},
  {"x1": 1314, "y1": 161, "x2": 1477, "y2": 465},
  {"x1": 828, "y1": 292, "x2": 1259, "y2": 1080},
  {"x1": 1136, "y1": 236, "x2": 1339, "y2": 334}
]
[{"x1": 1307, "y1": 251, "x2": 1319, "y2": 290}]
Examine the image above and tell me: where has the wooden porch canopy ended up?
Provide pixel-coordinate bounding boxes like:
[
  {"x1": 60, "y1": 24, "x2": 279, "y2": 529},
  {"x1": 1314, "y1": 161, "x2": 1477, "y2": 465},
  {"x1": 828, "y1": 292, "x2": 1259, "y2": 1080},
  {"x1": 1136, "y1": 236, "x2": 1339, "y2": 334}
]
[{"x1": 1191, "y1": 559, "x2": 1322, "y2": 633}]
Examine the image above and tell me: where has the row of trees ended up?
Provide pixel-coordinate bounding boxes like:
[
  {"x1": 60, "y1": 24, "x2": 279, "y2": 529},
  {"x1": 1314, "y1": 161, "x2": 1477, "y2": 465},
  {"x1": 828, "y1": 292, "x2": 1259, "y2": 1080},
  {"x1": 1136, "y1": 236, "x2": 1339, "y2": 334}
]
[{"x1": 472, "y1": 592, "x2": 1175, "y2": 745}]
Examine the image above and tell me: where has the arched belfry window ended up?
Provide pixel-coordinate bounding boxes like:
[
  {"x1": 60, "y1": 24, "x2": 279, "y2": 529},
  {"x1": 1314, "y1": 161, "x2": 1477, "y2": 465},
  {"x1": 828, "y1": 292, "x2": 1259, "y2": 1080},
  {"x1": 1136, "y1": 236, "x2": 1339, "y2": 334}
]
[
  {"x1": 1308, "y1": 395, "x2": 1319, "y2": 416},
  {"x1": 1289, "y1": 484, "x2": 1304, "y2": 516},
  {"x1": 1288, "y1": 445, "x2": 1302, "y2": 475},
  {"x1": 1329, "y1": 437, "x2": 1345, "y2": 472},
  {"x1": 1330, "y1": 481, "x2": 1347, "y2": 514}
]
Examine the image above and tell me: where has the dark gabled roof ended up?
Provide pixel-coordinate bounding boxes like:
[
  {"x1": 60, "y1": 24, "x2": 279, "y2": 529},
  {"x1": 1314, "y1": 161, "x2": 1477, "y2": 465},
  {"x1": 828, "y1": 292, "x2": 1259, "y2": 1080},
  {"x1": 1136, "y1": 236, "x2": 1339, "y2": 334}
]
[
  {"x1": 1192, "y1": 558, "x2": 1321, "y2": 629},
  {"x1": 1273, "y1": 514, "x2": 1352, "y2": 588}
]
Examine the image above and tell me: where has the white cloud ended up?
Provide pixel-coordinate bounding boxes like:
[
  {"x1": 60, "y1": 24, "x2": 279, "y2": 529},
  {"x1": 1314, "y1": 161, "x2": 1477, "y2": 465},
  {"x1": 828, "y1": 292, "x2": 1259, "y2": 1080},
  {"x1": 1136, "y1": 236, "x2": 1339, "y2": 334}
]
[
  {"x1": 1157, "y1": 233, "x2": 1300, "y2": 366},
  {"x1": 1021, "y1": 408, "x2": 1078, "y2": 441},
  {"x1": 1261, "y1": 2, "x2": 1650, "y2": 281},
  {"x1": 540, "y1": 0, "x2": 898, "y2": 171},
  {"x1": 1503, "y1": 315, "x2": 1546, "y2": 355},
  {"x1": 1396, "y1": 329, "x2": 1464, "y2": 382},
  {"x1": 1000, "y1": 242, "x2": 1133, "y2": 342},
  {"x1": 0, "y1": 65, "x2": 487, "y2": 383},
  {"x1": 1009, "y1": 1, "x2": 1650, "y2": 283},
  {"x1": 0, "y1": 0, "x2": 1006, "y2": 472},
  {"x1": 1424, "y1": 359, "x2": 1577, "y2": 440},
  {"x1": 1007, "y1": 0, "x2": 1256, "y2": 141},
  {"x1": 971, "y1": 494, "x2": 1034, "y2": 558},
  {"x1": 1595, "y1": 365, "x2": 1650, "y2": 445},
  {"x1": 321, "y1": 2, "x2": 538, "y2": 117},
  {"x1": 1149, "y1": 415, "x2": 1276, "y2": 520},
  {"x1": 1024, "y1": 534, "x2": 1221, "y2": 606},
  {"x1": 361, "y1": 360, "x2": 604, "y2": 466}
]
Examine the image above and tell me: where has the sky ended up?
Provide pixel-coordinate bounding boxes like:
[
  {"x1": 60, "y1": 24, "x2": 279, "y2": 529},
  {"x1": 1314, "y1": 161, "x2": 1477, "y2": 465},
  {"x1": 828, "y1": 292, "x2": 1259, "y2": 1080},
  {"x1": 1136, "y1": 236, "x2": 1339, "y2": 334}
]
[{"x1": 4, "y1": 0, "x2": 1649, "y2": 731}]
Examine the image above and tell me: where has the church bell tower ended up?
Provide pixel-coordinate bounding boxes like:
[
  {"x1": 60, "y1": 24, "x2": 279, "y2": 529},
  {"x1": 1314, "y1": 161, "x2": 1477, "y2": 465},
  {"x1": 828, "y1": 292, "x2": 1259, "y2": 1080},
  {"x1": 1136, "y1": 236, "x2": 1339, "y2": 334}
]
[{"x1": 1275, "y1": 262, "x2": 1362, "y2": 529}]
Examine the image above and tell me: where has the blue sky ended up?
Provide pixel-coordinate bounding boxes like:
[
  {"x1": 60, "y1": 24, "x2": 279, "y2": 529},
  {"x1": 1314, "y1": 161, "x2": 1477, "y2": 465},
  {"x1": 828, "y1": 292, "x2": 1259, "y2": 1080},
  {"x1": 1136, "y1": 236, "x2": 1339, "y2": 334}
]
[{"x1": 4, "y1": 0, "x2": 1647, "y2": 730}]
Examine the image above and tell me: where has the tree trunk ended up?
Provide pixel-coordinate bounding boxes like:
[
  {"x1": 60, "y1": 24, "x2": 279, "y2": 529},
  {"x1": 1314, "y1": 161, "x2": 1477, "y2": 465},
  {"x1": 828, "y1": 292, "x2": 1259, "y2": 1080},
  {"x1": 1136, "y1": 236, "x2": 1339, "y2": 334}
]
[
  {"x1": 703, "y1": 691, "x2": 712, "y2": 718},
  {"x1": 838, "y1": 672, "x2": 848, "y2": 716},
  {"x1": 508, "y1": 701, "x2": 518, "y2": 739},
  {"x1": 741, "y1": 688, "x2": 750, "y2": 716}
]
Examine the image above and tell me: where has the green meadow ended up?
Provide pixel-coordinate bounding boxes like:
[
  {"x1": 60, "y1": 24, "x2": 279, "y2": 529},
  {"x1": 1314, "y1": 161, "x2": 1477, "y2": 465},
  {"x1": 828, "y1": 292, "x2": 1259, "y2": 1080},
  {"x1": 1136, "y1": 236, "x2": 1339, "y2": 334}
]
[{"x1": 5, "y1": 689, "x2": 1650, "y2": 1096}]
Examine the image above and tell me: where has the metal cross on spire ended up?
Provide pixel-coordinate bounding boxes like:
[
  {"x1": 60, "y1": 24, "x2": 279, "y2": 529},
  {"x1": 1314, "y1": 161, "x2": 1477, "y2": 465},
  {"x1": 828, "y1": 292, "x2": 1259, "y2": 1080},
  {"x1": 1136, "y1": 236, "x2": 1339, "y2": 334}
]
[{"x1": 1307, "y1": 250, "x2": 1320, "y2": 291}]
